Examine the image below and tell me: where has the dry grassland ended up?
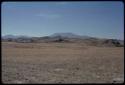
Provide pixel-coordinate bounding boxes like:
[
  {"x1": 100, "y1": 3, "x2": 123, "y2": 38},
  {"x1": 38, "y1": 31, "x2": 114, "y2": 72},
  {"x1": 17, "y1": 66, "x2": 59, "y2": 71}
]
[{"x1": 2, "y1": 42, "x2": 124, "y2": 83}]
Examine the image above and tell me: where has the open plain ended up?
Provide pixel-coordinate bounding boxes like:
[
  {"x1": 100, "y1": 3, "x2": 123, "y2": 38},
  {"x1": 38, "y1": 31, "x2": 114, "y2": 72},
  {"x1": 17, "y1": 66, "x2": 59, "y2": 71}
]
[{"x1": 2, "y1": 42, "x2": 124, "y2": 84}]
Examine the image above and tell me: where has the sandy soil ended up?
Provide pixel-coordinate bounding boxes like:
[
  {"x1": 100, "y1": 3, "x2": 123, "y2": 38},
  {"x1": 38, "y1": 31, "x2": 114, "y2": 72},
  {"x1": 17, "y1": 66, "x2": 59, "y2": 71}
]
[{"x1": 2, "y1": 42, "x2": 124, "y2": 84}]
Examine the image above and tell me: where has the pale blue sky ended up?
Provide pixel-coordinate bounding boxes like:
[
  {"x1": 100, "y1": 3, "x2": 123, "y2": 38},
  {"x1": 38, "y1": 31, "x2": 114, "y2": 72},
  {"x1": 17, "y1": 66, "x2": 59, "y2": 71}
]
[{"x1": 2, "y1": 1, "x2": 124, "y2": 40}]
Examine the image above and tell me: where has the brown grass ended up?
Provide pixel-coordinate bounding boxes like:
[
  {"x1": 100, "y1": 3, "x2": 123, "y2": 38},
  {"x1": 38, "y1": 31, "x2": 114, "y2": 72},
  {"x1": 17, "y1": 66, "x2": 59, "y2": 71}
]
[{"x1": 2, "y1": 42, "x2": 124, "y2": 83}]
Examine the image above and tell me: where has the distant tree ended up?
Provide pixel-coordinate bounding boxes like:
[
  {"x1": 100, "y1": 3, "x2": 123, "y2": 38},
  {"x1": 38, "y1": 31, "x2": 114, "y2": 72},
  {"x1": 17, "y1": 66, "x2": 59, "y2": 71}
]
[
  {"x1": 8, "y1": 38, "x2": 12, "y2": 42},
  {"x1": 58, "y1": 35, "x2": 65, "y2": 42},
  {"x1": 58, "y1": 36, "x2": 63, "y2": 42},
  {"x1": 54, "y1": 35, "x2": 63, "y2": 42},
  {"x1": 112, "y1": 40, "x2": 121, "y2": 47}
]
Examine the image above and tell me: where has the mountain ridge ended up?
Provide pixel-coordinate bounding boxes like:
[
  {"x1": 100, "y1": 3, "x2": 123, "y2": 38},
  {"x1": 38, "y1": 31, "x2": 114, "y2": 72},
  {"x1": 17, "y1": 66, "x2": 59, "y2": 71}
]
[
  {"x1": 2, "y1": 33, "x2": 124, "y2": 47},
  {"x1": 2, "y1": 33, "x2": 123, "y2": 41}
]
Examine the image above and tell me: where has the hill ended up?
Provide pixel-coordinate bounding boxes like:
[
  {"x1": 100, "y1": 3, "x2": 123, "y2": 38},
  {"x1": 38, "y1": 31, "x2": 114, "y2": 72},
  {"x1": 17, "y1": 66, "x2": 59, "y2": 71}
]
[{"x1": 2, "y1": 33, "x2": 124, "y2": 47}]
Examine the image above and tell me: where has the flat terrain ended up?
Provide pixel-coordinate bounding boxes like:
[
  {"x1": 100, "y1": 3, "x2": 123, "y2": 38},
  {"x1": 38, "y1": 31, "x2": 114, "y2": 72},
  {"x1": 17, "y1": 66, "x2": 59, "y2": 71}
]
[{"x1": 2, "y1": 42, "x2": 124, "y2": 84}]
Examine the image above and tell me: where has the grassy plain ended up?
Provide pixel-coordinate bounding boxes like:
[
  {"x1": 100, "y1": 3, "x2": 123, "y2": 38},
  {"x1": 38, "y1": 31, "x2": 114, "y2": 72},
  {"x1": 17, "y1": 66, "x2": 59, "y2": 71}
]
[{"x1": 2, "y1": 42, "x2": 124, "y2": 83}]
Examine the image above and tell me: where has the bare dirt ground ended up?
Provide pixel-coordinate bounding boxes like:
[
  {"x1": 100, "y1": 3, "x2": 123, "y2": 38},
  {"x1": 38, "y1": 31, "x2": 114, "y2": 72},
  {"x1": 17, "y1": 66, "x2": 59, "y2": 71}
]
[{"x1": 2, "y1": 42, "x2": 124, "y2": 84}]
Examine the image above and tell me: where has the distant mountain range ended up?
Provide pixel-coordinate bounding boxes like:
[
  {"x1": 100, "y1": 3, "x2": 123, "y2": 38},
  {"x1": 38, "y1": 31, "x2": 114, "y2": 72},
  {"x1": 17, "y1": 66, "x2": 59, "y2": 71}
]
[
  {"x1": 2, "y1": 33, "x2": 94, "y2": 39},
  {"x1": 2, "y1": 33, "x2": 124, "y2": 47},
  {"x1": 50, "y1": 33, "x2": 92, "y2": 39},
  {"x1": 2, "y1": 35, "x2": 30, "y2": 39}
]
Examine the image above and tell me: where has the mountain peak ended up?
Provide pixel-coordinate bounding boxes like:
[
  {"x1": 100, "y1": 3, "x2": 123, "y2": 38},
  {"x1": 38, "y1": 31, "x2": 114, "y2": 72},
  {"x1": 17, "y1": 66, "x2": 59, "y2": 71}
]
[
  {"x1": 51, "y1": 33, "x2": 77, "y2": 38},
  {"x1": 51, "y1": 32, "x2": 92, "y2": 39}
]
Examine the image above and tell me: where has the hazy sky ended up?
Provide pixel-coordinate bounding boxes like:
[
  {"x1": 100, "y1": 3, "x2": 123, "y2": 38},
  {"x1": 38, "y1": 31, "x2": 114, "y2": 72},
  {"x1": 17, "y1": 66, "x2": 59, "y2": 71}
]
[{"x1": 2, "y1": 1, "x2": 124, "y2": 40}]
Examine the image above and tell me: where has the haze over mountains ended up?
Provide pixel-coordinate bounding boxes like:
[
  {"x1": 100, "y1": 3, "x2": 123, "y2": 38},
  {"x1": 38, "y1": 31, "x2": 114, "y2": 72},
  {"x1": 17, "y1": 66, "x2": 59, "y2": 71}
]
[
  {"x1": 2, "y1": 35, "x2": 31, "y2": 39},
  {"x1": 2, "y1": 32, "x2": 123, "y2": 40},
  {"x1": 2, "y1": 33, "x2": 124, "y2": 47},
  {"x1": 2, "y1": 33, "x2": 93, "y2": 39},
  {"x1": 50, "y1": 33, "x2": 92, "y2": 39}
]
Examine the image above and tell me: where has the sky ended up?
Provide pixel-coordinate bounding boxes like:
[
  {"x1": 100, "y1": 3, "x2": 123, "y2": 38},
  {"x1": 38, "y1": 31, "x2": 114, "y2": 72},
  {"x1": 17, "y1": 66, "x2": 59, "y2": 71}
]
[{"x1": 2, "y1": 1, "x2": 124, "y2": 40}]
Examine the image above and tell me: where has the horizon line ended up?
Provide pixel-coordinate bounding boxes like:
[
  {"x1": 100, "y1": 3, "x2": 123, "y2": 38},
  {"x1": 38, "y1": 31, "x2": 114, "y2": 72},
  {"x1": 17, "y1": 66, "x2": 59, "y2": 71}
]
[{"x1": 2, "y1": 33, "x2": 124, "y2": 41}]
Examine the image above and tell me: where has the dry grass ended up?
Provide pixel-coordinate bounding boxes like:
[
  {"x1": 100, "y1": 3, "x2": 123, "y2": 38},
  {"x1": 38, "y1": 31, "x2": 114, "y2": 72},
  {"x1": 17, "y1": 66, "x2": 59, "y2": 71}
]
[{"x1": 2, "y1": 42, "x2": 124, "y2": 84}]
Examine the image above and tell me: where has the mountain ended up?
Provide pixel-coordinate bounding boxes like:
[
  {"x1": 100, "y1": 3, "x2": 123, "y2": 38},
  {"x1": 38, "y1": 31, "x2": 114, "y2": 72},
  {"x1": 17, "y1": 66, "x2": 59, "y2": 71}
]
[
  {"x1": 2, "y1": 35, "x2": 18, "y2": 39},
  {"x1": 50, "y1": 32, "x2": 92, "y2": 39},
  {"x1": 2, "y1": 33, "x2": 124, "y2": 47},
  {"x1": 2, "y1": 35, "x2": 31, "y2": 39},
  {"x1": 1, "y1": 33, "x2": 97, "y2": 40}
]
